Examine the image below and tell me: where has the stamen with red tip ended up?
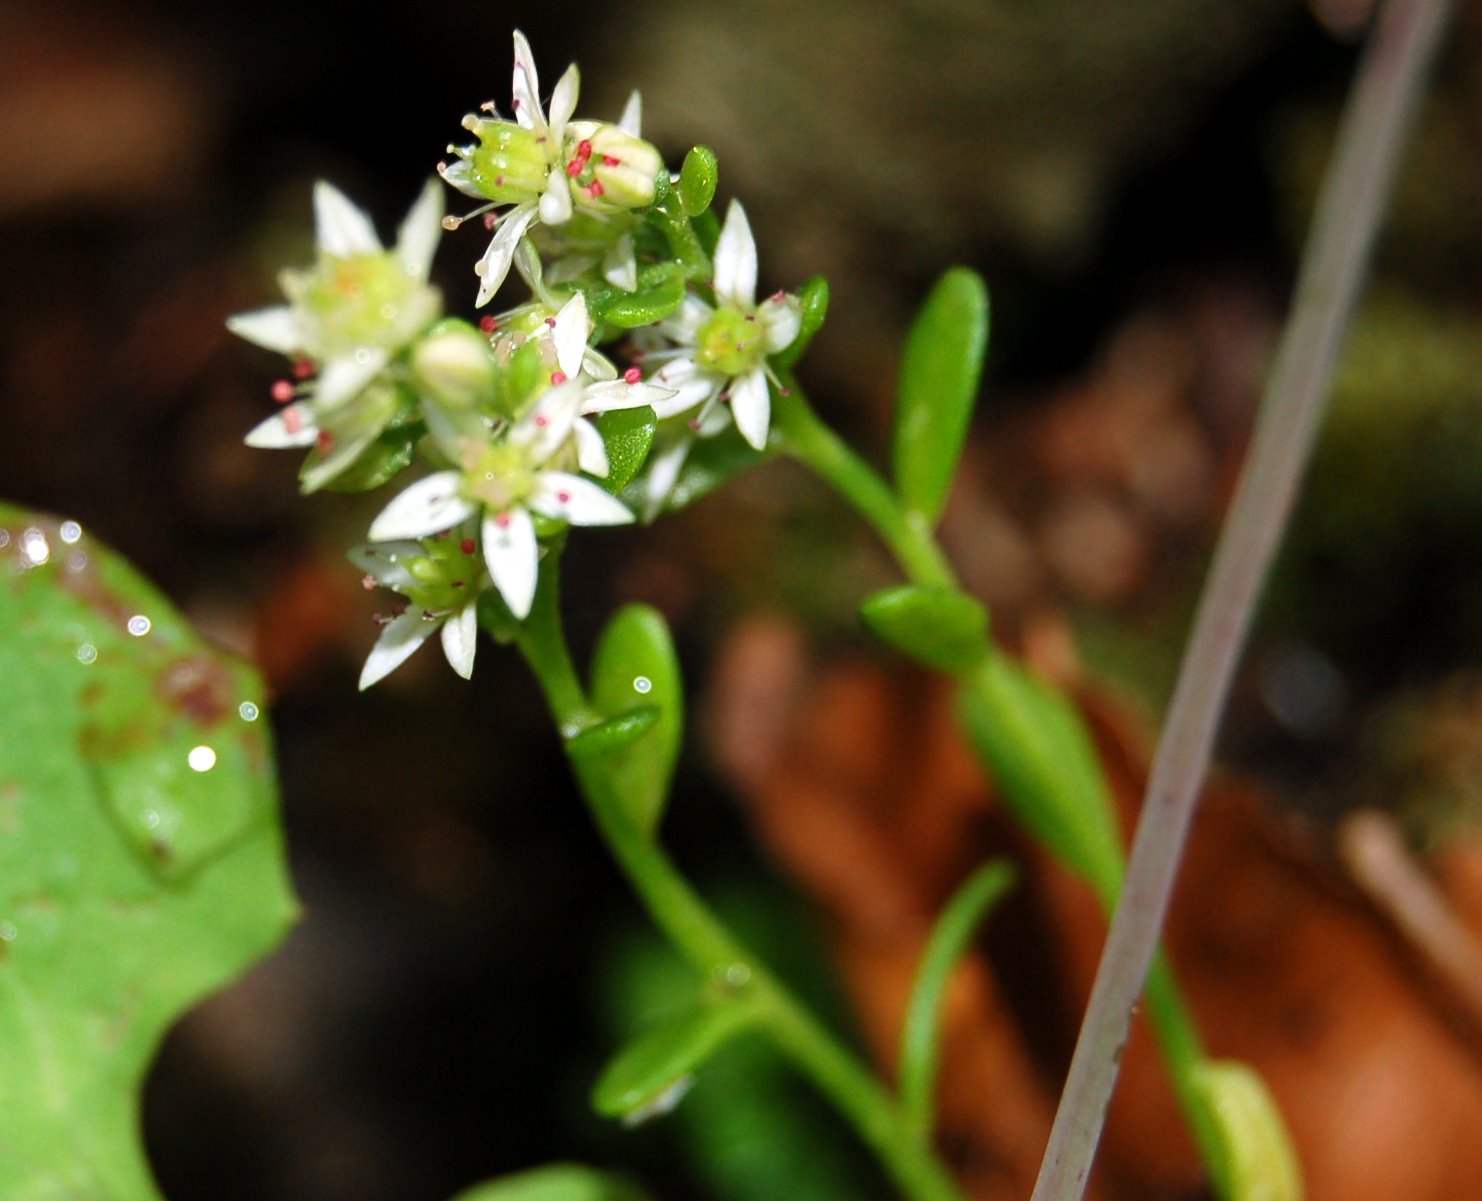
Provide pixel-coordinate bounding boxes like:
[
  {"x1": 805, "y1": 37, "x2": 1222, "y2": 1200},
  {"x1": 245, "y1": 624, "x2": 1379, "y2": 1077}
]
[
  {"x1": 623, "y1": 367, "x2": 642, "y2": 384},
  {"x1": 479, "y1": 315, "x2": 499, "y2": 333},
  {"x1": 551, "y1": 371, "x2": 568, "y2": 385},
  {"x1": 460, "y1": 538, "x2": 477, "y2": 555},
  {"x1": 270, "y1": 380, "x2": 295, "y2": 404}
]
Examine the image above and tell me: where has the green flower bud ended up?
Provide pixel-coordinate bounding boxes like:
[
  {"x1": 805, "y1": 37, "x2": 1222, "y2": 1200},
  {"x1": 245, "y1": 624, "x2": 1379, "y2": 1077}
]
[
  {"x1": 281, "y1": 250, "x2": 440, "y2": 359},
  {"x1": 463, "y1": 117, "x2": 553, "y2": 205},
  {"x1": 410, "y1": 319, "x2": 499, "y2": 412},
  {"x1": 563, "y1": 120, "x2": 663, "y2": 215}
]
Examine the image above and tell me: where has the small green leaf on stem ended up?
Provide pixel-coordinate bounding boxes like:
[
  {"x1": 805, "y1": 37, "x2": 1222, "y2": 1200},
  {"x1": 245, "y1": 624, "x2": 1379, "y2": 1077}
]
[
  {"x1": 899, "y1": 860, "x2": 1017, "y2": 1141},
  {"x1": 566, "y1": 705, "x2": 660, "y2": 759},
  {"x1": 774, "y1": 275, "x2": 830, "y2": 369},
  {"x1": 597, "y1": 275, "x2": 688, "y2": 329},
  {"x1": 677, "y1": 146, "x2": 719, "y2": 217},
  {"x1": 581, "y1": 605, "x2": 683, "y2": 837},
  {"x1": 859, "y1": 585, "x2": 989, "y2": 674},
  {"x1": 892, "y1": 267, "x2": 989, "y2": 527},
  {"x1": 593, "y1": 994, "x2": 763, "y2": 1123},
  {"x1": 1191, "y1": 1061, "x2": 1303, "y2": 1201},
  {"x1": 595, "y1": 406, "x2": 657, "y2": 494},
  {"x1": 448, "y1": 1164, "x2": 654, "y2": 1201}
]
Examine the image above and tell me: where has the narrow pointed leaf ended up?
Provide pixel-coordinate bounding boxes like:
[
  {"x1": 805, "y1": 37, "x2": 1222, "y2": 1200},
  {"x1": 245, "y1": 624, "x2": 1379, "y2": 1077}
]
[
  {"x1": 898, "y1": 860, "x2": 1016, "y2": 1140},
  {"x1": 774, "y1": 275, "x2": 829, "y2": 369},
  {"x1": 578, "y1": 605, "x2": 683, "y2": 837},
  {"x1": 449, "y1": 1164, "x2": 654, "y2": 1201},
  {"x1": 676, "y1": 145, "x2": 719, "y2": 217},
  {"x1": 595, "y1": 406, "x2": 657, "y2": 494},
  {"x1": 0, "y1": 505, "x2": 296, "y2": 1200},
  {"x1": 1191, "y1": 1061, "x2": 1303, "y2": 1201},
  {"x1": 892, "y1": 267, "x2": 989, "y2": 526},
  {"x1": 592, "y1": 995, "x2": 763, "y2": 1123},
  {"x1": 859, "y1": 584, "x2": 989, "y2": 674}
]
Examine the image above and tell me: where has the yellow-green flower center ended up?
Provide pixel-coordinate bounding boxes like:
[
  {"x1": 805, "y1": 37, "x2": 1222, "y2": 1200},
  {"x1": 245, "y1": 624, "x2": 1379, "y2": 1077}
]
[
  {"x1": 695, "y1": 306, "x2": 766, "y2": 377},
  {"x1": 294, "y1": 251, "x2": 425, "y2": 354},
  {"x1": 463, "y1": 441, "x2": 538, "y2": 512}
]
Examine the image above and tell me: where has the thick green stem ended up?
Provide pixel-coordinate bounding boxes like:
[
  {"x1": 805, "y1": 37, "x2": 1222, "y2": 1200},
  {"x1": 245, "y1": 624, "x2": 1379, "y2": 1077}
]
[{"x1": 501, "y1": 560, "x2": 965, "y2": 1201}]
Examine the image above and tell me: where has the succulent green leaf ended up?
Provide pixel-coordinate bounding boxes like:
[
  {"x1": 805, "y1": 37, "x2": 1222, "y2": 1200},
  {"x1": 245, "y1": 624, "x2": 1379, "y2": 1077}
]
[
  {"x1": 449, "y1": 1164, "x2": 654, "y2": 1201},
  {"x1": 774, "y1": 275, "x2": 829, "y2": 369},
  {"x1": 594, "y1": 406, "x2": 657, "y2": 494},
  {"x1": 565, "y1": 706, "x2": 660, "y2": 760},
  {"x1": 955, "y1": 655, "x2": 1123, "y2": 894},
  {"x1": 892, "y1": 267, "x2": 989, "y2": 526},
  {"x1": 0, "y1": 505, "x2": 297, "y2": 1201},
  {"x1": 598, "y1": 275, "x2": 688, "y2": 329},
  {"x1": 592, "y1": 995, "x2": 763, "y2": 1123},
  {"x1": 899, "y1": 860, "x2": 1016, "y2": 1140},
  {"x1": 676, "y1": 146, "x2": 719, "y2": 217},
  {"x1": 859, "y1": 585, "x2": 989, "y2": 674},
  {"x1": 1191, "y1": 1061, "x2": 1304, "y2": 1201},
  {"x1": 578, "y1": 605, "x2": 683, "y2": 837}
]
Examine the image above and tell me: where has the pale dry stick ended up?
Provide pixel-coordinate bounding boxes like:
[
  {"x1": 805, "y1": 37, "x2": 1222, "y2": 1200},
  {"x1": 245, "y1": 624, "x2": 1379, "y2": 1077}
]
[{"x1": 1030, "y1": 1, "x2": 1458, "y2": 1198}]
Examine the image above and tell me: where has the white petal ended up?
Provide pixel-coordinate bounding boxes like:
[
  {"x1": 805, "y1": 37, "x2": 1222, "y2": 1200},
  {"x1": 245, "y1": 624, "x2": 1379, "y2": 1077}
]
[
  {"x1": 551, "y1": 292, "x2": 590, "y2": 378},
  {"x1": 530, "y1": 472, "x2": 634, "y2": 526},
  {"x1": 438, "y1": 158, "x2": 484, "y2": 198},
  {"x1": 245, "y1": 407, "x2": 318, "y2": 448},
  {"x1": 602, "y1": 232, "x2": 637, "y2": 292},
  {"x1": 397, "y1": 178, "x2": 444, "y2": 280},
  {"x1": 511, "y1": 30, "x2": 543, "y2": 130},
  {"x1": 439, "y1": 603, "x2": 478, "y2": 679},
  {"x1": 539, "y1": 170, "x2": 573, "y2": 226},
  {"x1": 657, "y1": 293, "x2": 714, "y2": 344},
  {"x1": 651, "y1": 357, "x2": 721, "y2": 418},
  {"x1": 730, "y1": 367, "x2": 771, "y2": 450},
  {"x1": 368, "y1": 471, "x2": 475, "y2": 541},
  {"x1": 510, "y1": 381, "x2": 583, "y2": 460},
  {"x1": 759, "y1": 293, "x2": 803, "y2": 354},
  {"x1": 618, "y1": 90, "x2": 643, "y2": 136},
  {"x1": 315, "y1": 349, "x2": 387, "y2": 409},
  {"x1": 349, "y1": 540, "x2": 426, "y2": 591},
  {"x1": 573, "y1": 417, "x2": 610, "y2": 477},
  {"x1": 475, "y1": 204, "x2": 538, "y2": 307},
  {"x1": 713, "y1": 199, "x2": 758, "y2": 308},
  {"x1": 548, "y1": 63, "x2": 580, "y2": 140},
  {"x1": 581, "y1": 346, "x2": 618, "y2": 381},
  {"x1": 314, "y1": 181, "x2": 382, "y2": 257},
  {"x1": 359, "y1": 607, "x2": 437, "y2": 690},
  {"x1": 581, "y1": 379, "x2": 673, "y2": 414},
  {"x1": 298, "y1": 418, "x2": 380, "y2": 494},
  {"x1": 483, "y1": 509, "x2": 539, "y2": 619},
  {"x1": 641, "y1": 435, "x2": 693, "y2": 521},
  {"x1": 227, "y1": 306, "x2": 302, "y2": 354}
]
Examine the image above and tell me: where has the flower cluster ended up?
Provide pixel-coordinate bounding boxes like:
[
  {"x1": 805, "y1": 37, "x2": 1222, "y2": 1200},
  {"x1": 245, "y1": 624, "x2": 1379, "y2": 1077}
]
[{"x1": 231, "y1": 30, "x2": 805, "y2": 687}]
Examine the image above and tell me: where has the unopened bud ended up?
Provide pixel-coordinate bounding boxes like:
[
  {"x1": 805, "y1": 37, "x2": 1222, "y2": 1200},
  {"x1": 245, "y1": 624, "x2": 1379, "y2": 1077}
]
[
  {"x1": 410, "y1": 319, "x2": 499, "y2": 412},
  {"x1": 563, "y1": 121, "x2": 663, "y2": 215}
]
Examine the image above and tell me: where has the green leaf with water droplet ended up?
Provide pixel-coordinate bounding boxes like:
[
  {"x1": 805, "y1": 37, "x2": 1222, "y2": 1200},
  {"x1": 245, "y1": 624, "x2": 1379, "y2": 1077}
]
[
  {"x1": 448, "y1": 1164, "x2": 654, "y2": 1201},
  {"x1": 595, "y1": 406, "x2": 657, "y2": 495},
  {"x1": 0, "y1": 504, "x2": 297, "y2": 1201},
  {"x1": 1192, "y1": 1061, "x2": 1303, "y2": 1201},
  {"x1": 677, "y1": 146, "x2": 719, "y2": 218},
  {"x1": 592, "y1": 994, "x2": 763, "y2": 1123},
  {"x1": 576, "y1": 605, "x2": 683, "y2": 838},
  {"x1": 892, "y1": 267, "x2": 989, "y2": 527},
  {"x1": 774, "y1": 275, "x2": 829, "y2": 370},
  {"x1": 859, "y1": 585, "x2": 989, "y2": 675}
]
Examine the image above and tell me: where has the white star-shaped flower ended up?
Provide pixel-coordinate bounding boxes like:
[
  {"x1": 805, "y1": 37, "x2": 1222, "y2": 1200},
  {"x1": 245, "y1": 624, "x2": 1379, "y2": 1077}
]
[{"x1": 351, "y1": 537, "x2": 482, "y2": 689}]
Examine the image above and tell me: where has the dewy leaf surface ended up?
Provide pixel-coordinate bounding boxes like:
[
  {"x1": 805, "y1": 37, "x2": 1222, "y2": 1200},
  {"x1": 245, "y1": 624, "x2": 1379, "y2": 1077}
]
[{"x1": 0, "y1": 505, "x2": 298, "y2": 1201}]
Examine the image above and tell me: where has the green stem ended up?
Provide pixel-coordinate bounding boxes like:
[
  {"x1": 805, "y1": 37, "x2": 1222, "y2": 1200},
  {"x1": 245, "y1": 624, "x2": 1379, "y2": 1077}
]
[{"x1": 502, "y1": 558, "x2": 965, "y2": 1201}]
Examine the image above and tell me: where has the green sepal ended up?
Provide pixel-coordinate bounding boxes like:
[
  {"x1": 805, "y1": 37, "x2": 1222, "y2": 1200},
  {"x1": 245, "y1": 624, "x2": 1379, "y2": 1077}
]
[
  {"x1": 859, "y1": 585, "x2": 989, "y2": 675},
  {"x1": 595, "y1": 406, "x2": 657, "y2": 494},
  {"x1": 892, "y1": 267, "x2": 989, "y2": 526},
  {"x1": 592, "y1": 994, "x2": 763, "y2": 1122},
  {"x1": 448, "y1": 1164, "x2": 654, "y2": 1201},
  {"x1": 1191, "y1": 1061, "x2": 1303, "y2": 1201},
  {"x1": 565, "y1": 705, "x2": 660, "y2": 759},
  {"x1": 955, "y1": 655, "x2": 1123, "y2": 893},
  {"x1": 677, "y1": 146, "x2": 719, "y2": 217},
  {"x1": 598, "y1": 275, "x2": 687, "y2": 329},
  {"x1": 774, "y1": 275, "x2": 829, "y2": 369},
  {"x1": 577, "y1": 605, "x2": 683, "y2": 838},
  {"x1": 315, "y1": 425, "x2": 420, "y2": 493}
]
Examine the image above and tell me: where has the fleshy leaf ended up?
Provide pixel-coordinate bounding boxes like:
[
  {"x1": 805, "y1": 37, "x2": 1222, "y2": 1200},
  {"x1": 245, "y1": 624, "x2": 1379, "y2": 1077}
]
[
  {"x1": 774, "y1": 275, "x2": 829, "y2": 369},
  {"x1": 598, "y1": 275, "x2": 688, "y2": 329},
  {"x1": 676, "y1": 146, "x2": 719, "y2": 218},
  {"x1": 859, "y1": 585, "x2": 989, "y2": 674},
  {"x1": 592, "y1": 994, "x2": 762, "y2": 1123},
  {"x1": 0, "y1": 506, "x2": 297, "y2": 1199},
  {"x1": 891, "y1": 267, "x2": 989, "y2": 526},
  {"x1": 448, "y1": 1164, "x2": 654, "y2": 1201},
  {"x1": 594, "y1": 406, "x2": 657, "y2": 494},
  {"x1": 577, "y1": 605, "x2": 683, "y2": 838},
  {"x1": 1192, "y1": 1061, "x2": 1304, "y2": 1201}
]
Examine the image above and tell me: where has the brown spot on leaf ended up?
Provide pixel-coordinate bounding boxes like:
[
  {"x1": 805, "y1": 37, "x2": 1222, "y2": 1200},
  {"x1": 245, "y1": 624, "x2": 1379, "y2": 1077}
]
[{"x1": 157, "y1": 654, "x2": 233, "y2": 727}]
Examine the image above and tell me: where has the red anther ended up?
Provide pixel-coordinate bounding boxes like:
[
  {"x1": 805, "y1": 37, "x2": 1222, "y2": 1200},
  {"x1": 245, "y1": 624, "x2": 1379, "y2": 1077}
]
[
  {"x1": 623, "y1": 366, "x2": 642, "y2": 384},
  {"x1": 779, "y1": 386, "x2": 792, "y2": 397},
  {"x1": 291, "y1": 359, "x2": 315, "y2": 379},
  {"x1": 770, "y1": 290, "x2": 787, "y2": 302},
  {"x1": 270, "y1": 380, "x2": 295, "y2": 403},
  {"x1": 361, "y1": 574, "x2": 377, "y2": 591},
  {"x1": 557, "y1": 491, "x2": 571, "y2": 503},
  {"x1": 545, "y1": 316, "x2": 557, "y2": 328},
  {"x1": 316, "y1": 430, "x2": 335, "y2": 452},
  {"x1": 688, "y1": 419, "x2": 702, "y2": 431},
  {"x1": 283, "y1": 405, "x2": 305, "y2": 433},
  {"x1": 601, "y1": 154, "x2": 621, "y2": 167},
  {"x1": 550, "y1": 370, "x2": 568, "y2": 385},
  {"x1": 577, "y1": 139, "x2": 593, "y2": 159},
  {"x1": 483, "y1": 211, "x2": 499, "y2": 229},
  {"x1": 565, "y1": 159, "x2": 583, "y2": 177},
  {"x1": 479, "y1": 315, "x2": 499, "y2": 333},
  {"x1": 459, "y1": 537, "x2": 476, "y2": 555},
  {"x1": 586, "y1": 180, "x2": 605, "y2": 198},
  {"x1": 534, "y1": 414, "x2": 549, "y2": 427},
  {"x1": 496, "y1": 513, "x2": 511, "y2": 528}
]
